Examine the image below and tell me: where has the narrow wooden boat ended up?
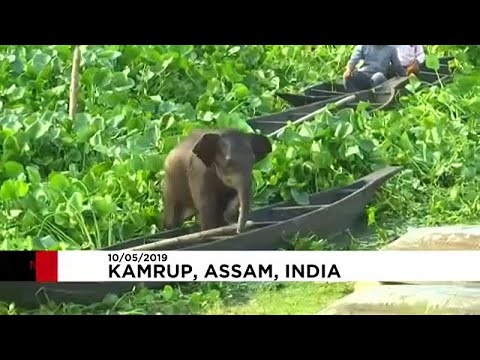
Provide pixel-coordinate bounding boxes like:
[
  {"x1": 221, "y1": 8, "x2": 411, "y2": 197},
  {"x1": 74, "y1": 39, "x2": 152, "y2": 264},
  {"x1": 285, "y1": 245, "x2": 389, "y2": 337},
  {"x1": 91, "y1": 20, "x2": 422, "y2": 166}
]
[
  {"x1": 246, "y1": 92, "x2": 353, "y2": 135},
  {"x1": 247, "y1": 75, "x2": 410, "y2": 137},
  {"x1": 276, "y1": 56, "x2": 456, "y2": 108},
  {"x1": 0, "y1": 166, "x2": 402, "y2": 308},
  {"x1": 123, "y1": 166, "x2": 403, "y2": 252},
  {"x1": 105, "y1": 166, "x2": 402, "y2": 251}
]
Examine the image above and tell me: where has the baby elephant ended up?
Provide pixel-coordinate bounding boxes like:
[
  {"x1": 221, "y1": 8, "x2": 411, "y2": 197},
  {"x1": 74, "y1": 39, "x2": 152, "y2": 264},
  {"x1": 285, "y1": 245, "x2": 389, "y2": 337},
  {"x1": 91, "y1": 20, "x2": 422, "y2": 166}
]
[{"x1": 163, "y1": 129, "x2": 272, "y2": 233}]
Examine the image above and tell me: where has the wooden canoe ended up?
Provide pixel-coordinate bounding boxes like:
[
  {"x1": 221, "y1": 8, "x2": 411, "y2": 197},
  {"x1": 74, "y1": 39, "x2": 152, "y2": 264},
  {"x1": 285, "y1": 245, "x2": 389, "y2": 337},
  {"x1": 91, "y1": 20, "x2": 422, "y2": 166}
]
[
  {"x1": 275, "y1": 56, "x2": 456, "y2": 108},
  {"x1": 245, "y1": 58, "x2": 455, "y2": 137},
  {"x1": 121, "y1": 166, "x2": 403, "y2": 252},
  {"x1": 247, "y1": 75, "x2": 411, "y2": 137}
]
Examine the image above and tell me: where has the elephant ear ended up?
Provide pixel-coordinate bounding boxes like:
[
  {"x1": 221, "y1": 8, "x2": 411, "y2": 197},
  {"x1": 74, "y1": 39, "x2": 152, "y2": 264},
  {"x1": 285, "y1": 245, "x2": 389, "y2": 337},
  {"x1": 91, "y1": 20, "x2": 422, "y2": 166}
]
[
  {"x1": 249, "y1": 134, "x2": 272, "y2": 162},
  {"x1": 192, "y1": 133, "x2": 221, "y2": 167}
]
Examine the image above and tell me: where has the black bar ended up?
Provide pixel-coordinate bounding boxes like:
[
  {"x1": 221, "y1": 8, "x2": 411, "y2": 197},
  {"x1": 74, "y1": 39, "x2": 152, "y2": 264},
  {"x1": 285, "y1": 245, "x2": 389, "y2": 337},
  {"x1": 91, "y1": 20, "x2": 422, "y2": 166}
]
[{"x1": 0, "y1": 251, "x2": 36, "y2": 281}]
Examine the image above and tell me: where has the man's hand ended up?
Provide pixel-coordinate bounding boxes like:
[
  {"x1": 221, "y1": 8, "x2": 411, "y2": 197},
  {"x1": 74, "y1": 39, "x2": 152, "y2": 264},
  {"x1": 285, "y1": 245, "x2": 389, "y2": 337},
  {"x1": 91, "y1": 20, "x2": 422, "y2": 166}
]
[
  {"x1": 406, "y1": 62, "x2": 420, "y2": 76},
  {"x1": 343, "y1": 68, "x2": 352, "y2": 79}
]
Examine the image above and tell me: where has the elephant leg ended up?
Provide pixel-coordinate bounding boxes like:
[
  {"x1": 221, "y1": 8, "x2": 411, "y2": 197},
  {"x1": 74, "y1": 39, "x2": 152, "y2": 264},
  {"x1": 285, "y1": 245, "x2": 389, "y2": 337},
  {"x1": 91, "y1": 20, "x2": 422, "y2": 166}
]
[
  {"x1": 182, "y1": 207, "x2": 196, "y2": 222},
  {"x1": 163, "y1": 177, "x2": 187, "y2": 230},
  {"x1": 197, "y1": 200, "x2": 224, "y2": 230},
  {"x1": 165, "y1": 203, "x2": 195, "y2": 230},
  {"x1": 164, "y1": 202, "x2": 185, "y2": 230},
  {"x1": 190, "y1": 189, "x2": 219, "y2": 230},
  {"x1": 224, "y1": 195, "x2": 240, "y2": 224}
]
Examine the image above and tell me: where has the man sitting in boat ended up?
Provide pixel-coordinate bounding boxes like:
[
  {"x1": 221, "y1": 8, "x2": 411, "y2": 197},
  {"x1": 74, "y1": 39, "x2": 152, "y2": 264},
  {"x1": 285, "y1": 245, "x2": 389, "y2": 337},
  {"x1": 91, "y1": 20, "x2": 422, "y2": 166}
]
[
  {"x1": 393, "y1": 45, "x2": 425, "y2": 76},
  {"x1": 343, "y1": 45, "x2": 406, "y2": 92}
]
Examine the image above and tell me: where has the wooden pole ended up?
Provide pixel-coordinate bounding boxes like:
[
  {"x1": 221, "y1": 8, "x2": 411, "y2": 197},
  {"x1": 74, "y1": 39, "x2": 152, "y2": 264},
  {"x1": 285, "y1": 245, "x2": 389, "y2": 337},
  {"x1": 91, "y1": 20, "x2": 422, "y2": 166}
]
[
  {"x1": 268, "y1": 94, "x2": 357, "y2": 138},
  {"x1": 69, "y1": 46, "x2": 82, "y2": 118},
  {"x1": 127, "y1": 221, "x2": 276, "y2": 251}
]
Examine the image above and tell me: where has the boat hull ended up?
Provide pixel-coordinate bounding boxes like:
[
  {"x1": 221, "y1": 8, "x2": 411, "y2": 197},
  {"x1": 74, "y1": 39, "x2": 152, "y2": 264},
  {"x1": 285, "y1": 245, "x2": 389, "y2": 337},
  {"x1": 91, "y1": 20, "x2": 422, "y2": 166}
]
[
  {"x1": 181, "y1": 166, "x2": 402, "y2": 251},
  {"x1": 277, "y1": 56, "x2": 455, "y2": 108}
]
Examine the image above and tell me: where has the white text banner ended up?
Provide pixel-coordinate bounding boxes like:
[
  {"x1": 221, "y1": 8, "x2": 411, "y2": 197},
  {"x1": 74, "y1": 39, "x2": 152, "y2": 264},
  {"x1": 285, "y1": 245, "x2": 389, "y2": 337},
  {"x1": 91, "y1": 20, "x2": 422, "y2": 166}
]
[{"x1": 56, "y1": 250, "x2": 480, "y2": 283}]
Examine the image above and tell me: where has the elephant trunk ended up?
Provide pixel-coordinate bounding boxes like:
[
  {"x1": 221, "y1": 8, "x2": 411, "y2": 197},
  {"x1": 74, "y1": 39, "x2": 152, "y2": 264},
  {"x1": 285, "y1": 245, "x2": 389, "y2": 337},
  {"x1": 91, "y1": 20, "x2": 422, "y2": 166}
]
[{"x1": 236, "y1": 175, "x2": 252, "y2": 234}]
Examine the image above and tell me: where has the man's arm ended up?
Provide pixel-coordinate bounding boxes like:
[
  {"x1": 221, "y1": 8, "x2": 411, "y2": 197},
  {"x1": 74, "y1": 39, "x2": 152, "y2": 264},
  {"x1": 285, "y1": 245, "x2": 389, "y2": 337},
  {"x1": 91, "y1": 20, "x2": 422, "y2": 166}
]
[
  {"x1": 344, "y1": 45, "x2": 363, "y2": 79},
  {"x1": 390, "y1": 47, "x2": 407, "y2": 76},
  {"x1": 415, "y1": 45, "x2": 425, "y2": 64},
  {"x1": 347, "y1": 45, "x2": 364, "y2": 71}
]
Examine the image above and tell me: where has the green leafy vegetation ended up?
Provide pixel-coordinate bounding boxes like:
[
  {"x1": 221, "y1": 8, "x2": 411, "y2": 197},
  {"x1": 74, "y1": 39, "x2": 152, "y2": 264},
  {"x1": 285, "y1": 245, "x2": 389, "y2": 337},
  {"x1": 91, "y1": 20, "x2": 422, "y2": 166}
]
[
  {"x1": 0, "y1": 45, "x2": 362, "y2": 249},
  {"x1": 0, "y1": 282, "x2": 353, "y2": 315},
  {"x1": 1, "y1": 44, "x2": 479, "y2": 314}
]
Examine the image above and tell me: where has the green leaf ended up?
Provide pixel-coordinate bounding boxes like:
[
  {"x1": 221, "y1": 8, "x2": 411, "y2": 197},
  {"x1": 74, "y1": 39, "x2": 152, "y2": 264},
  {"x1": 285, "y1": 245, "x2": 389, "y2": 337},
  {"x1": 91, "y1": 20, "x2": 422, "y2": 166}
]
[
  {"x1": 6, "y1": 85, "x2": 25, "y2": 101},
  {"x1": 345, "y1": 145, "x2": 360, "y2": 157},
  {"x1": 449, "y1": 186, "x2": 459, "y2": 201},
  {"x1": 0, "y1": 180, "x2": 29, "y2": 200},
  {"x1": 358, "y1": 139, "x2": 376, "y2": 153},
  {"x1": 32, "y1": 53, "x2": 51, "y2": 72},
  {"x1": 426, "y1": 54, "x2": 440, "y2": 71},
  {"x1": 89, "y1": 131, "x2": 103, "y2": 147},
  {"x1": 68, "y1": 192, "x2": 85, "y2": 213},
  {"x1": 144, "y1": 154, "x2": 165, "y2": 173},
  {"x1": 11, "y1": 58, "x2": 25, "y2": 75},
  {"x1": 149, "y1": 95, "x2": 162, "y2": 102},
  {"x1": 335, "y1": 122, "x2": 353, "y2": 139},
  {"x1": 462, "y1": 164, "x2": 476, "y2": 179},
  {"x1": 83, "y1": 67, "x2": 112, "y2": 88},
  {"x1": 217, "y1": 112, "x2": 252, "y2": 132},
  {"x1": 233, "y1": 83, "x2": 250, "y2": 98},
  {"x1": 98, "y1": 91, "x2": 128, "y2": 108},
  {"x1": 102, "y1": 293, "x2": 119, "y2": 306},
  {"x1": 399, "y1": 132, "x2": 414, "y2": 152},
  {"x1": 54, "y1": 204, "x2": 70, "y2": 226},
  {"x1": 24, "y1": 118, "x2": 51, "y2": 140},
  {"x1": 9, "y1": 209, "x2": 22, "y2": 218},
  {"x1": 285, "y1": 147, "x2": 295, "y2": 160},
  {"x1": 16, "y1": 184, "x2": 30, "y2": 203},
  {"x1": 290, "y1": 188, "x2": 310, "y2": 205},
  {"x1": 221, "y1": 60, "x2": 244, "y2": 83},
  {"x1": 126, "y1": 133, "x2": 155, "y2": 153},
  {"x1": 228, "y1": 46, "x2": 241, "y2": 55},
  {"x1": 49, "y1": 173, "x2": 70, "y2": 191},
  {"x1": 39, "y1": 235, "x2": 57, "y2": 250},
  {"x1": 279, "y1": 128, "x2": 306, "y2": 145},
  {"x1": 162, "y1": 285, "x2": 175, "y2": 300},
  {"x1": 310, "y1": 141, "x2": 321, "y2": 153},
  {"x1": 168, "y1": 45, "x2": 194, "y2": 56},
  {"x1": 111, "y1": 72, "x2": 135, "y2": 91},
  {"x1": 4, "y1": 161, "x2": 24, "y2": 178},
  {"x1": 49, "y1": 85, "x2": 66, "y2": 96},
  {"x1": 201, "y1": 111, "x2": 214, "y2": 122},
  {"x1": 206, "y1": 78, "x2": 222, "y2": 94},
  {"x1": 91, "y1": 195, "x2": 115, "y2": 216},
  {"x1": 430, "y1": 127, "x2": 440, "y2": 145},
  {"x1": 161, "y1": 56, "x2": 174, "y2": 71},
  {"x1": 90, "y1": 163, "x2": 110, "y2": 177},
  {"x1": 367, "y1": 207, "x2": 376, "y2": 225},
  {"x1": 312, "y1": 150, "x2": 333, "y2": 169},
  {"x1": 142, "y1": 48, "x2": 164, "y2": 63},
  {"x1": 67, "y1": 148, "x2": 83, "y2": 162},
  {"x1": 73, "y1": 113, "x2": 94, "y2": 142},
  {"x1": 100, "y1": 49, "x2": 122, "y2": 61}
]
